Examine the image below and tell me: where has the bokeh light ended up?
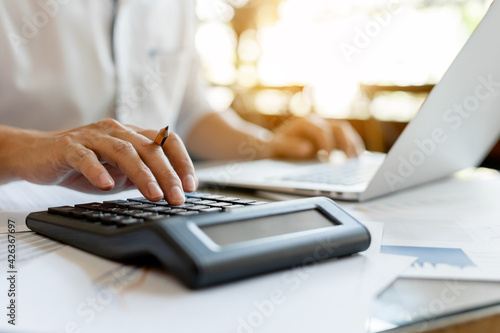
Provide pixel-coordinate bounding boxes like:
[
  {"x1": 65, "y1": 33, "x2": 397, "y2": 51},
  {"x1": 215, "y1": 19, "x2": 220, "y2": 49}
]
[{"x1": 196, "y1": 0, "x2": 490, "y2": 121}]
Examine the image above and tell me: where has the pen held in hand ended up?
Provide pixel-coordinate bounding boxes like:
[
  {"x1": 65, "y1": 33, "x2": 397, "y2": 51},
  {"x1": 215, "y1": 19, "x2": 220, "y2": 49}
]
[{"x1": 154, "y1": 126, "x2": 169, "y2": 147}]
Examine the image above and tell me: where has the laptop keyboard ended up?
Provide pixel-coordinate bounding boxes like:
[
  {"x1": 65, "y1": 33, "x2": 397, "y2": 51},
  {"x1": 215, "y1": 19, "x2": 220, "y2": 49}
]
[
  {"x1": 278, "y1": 159, "x2": 380, "y2": 186},
  {"x1": 47, "y1": 192, "x2": 268, "y2": 228}
]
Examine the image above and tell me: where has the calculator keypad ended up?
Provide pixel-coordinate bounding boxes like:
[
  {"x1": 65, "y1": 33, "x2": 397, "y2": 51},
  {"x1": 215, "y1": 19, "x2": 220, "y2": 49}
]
[{"x1": 47, "y1": 193, "x2": 268, "y2": 228}]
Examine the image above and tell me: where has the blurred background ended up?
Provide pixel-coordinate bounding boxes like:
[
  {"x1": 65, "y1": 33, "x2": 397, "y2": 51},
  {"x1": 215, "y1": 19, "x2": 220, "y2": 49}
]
[{"x1": 193, "y1": 0, "x2": 497, "y2": 162}]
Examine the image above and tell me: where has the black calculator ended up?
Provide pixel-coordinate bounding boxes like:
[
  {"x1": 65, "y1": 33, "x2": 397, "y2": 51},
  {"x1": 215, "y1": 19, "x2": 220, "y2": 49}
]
[{"x1": 26, "y1": 193, "x2": 370, "y2": 288}]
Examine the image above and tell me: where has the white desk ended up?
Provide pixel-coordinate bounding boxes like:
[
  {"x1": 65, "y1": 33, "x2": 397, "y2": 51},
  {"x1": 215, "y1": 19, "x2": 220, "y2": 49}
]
[{"x1": 2, "y1": 168, "x2": 500, "y2": 333}]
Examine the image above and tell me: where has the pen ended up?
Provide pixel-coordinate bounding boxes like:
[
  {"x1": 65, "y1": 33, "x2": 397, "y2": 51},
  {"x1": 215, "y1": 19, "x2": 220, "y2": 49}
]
[{"x1": 154, "y1": 126, "x2": 169, "y2": 147}]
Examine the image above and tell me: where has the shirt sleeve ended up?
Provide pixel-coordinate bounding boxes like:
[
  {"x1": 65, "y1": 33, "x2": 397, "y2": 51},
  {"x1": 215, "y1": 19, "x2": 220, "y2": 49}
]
[
  {"x1": 172, "y1": 0, "x2": 214, "y2": 141},
  {"x1": 174, "y1": 53, "x2": 214, "y2": 140}
]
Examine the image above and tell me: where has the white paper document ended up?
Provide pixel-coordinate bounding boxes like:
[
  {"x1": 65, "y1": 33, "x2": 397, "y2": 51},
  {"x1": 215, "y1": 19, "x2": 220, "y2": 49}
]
[{"x1": 346, "y1": 168, "x2": 500, "y2": 281}]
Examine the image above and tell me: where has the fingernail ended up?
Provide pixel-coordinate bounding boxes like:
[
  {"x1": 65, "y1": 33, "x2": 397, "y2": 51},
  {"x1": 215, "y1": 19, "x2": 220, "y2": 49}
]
[
  {"x1": 147, "y1": 181, "x2": 163, "y2": 199},
  {"x1": 99, "y1": 173, "x2": 114, "y2": 188},
  {"x1": 317, "y1": 149, "x2": 330, "y2": 162},
  {"x1": 170, "y1": 186, "x2": 185, "y2": 204},
  {"x1": 184, "y1": 174, "x2": 197, "y2": 192}
]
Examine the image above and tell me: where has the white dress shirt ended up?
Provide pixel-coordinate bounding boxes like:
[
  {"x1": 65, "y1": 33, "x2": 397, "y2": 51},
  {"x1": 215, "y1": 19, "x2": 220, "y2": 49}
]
[{"x1": 0, "y1": 0, "x2": 211, "y2": 139}]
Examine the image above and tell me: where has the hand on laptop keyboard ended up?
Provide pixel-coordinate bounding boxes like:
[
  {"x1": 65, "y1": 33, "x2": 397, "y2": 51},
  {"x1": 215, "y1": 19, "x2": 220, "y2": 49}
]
[{"x1": 270, "y1": 115, "x2": 365, "y2": 159}]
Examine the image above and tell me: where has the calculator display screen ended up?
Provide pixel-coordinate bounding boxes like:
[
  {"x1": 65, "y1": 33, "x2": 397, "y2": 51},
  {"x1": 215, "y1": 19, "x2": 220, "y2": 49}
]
[{"x1": 199, "y1": 210, "x2": 337, "y2": 246}]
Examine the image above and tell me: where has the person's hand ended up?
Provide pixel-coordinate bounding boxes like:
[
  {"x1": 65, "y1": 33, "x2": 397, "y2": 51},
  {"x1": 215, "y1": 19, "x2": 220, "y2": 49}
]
[
  {"x1": 269, "y1": 114, "x2": 365, "y2": 159},
  {"x1": 8, "y1": 119, "x2": 197, "y2": 204}
]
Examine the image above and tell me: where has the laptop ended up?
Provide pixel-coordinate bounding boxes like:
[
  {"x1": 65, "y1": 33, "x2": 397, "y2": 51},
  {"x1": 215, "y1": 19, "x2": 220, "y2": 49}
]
[{"x1": 196, "y1": 0, "x2": 500, "y2": 202}]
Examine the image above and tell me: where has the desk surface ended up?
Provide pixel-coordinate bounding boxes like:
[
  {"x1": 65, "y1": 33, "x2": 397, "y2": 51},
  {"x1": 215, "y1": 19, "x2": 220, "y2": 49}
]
[{"x1": 2, "y1": 170, "x2": 500, "y2": 332}]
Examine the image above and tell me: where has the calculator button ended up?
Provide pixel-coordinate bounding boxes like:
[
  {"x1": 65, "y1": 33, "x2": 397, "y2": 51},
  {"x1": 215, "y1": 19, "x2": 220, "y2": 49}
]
[
  {"x1": 222, "y1": 204, "x2": 245, "y2": 211},
  {"x1": 87, "y1": 203, "x2": 120, "y2": 212},
  {"x1": 107, "y1": 207, "x2": 130, "y2": 215},
  {"x1": 48, "y1": 206, "x2": 76, "y2": 216},
  {"x1": 185, "y1": 205, "x2": 210, "y2": 211},
  {"x1": 70, "y1": 208, "x2": 90, "y2": 219},
  {"x1": 149, "y1": 200, "x2": 171, "y2": 207},
  {"x1": 143, "y1": 206, "x2": 171, "y2": 213},
  {"x1": 198, "y1": 207, "x2": 222, "y2": 213},
  {"x1": 216, "y1": 197, "x2": 241, "y2": 203},
  {"x1": 168, "y1": 203, "x2": 194, "y2": 209},
  {"x1": 100, "y1": 215, "x2": 123, "y2": 225},
  {"x1": 171, "y1": 211, "x2": 199, "y2": 216},
  {"x1": 75, "y1": 202, "x2": 105, "y2": 210},
  {"x1": 207, "y1": 202, "x2": 232, "y2": 207},
  {"x1": 127, "y1": 197, "x2": 154, "y2": 204},
  {"x1": 114, "y1": 201, "x2": 139, "y2": 208},
  {"x1": 233, "y1": 199, "x2": 256, "y2": 204},
  {"x1": 82, "y1": 211, "x2": 105, "y2": 222},
  {"x1": 122, "y1": 209, "x2": 144, "y2": 216},
  {"x1": 128, "y1": 204, "x2": 156, "y2": 209},
  {"x1": 128, "y1": 212, "x2": 157, "y2": 219},
  {"x1": 168, "y1": 209, "x2": 187, "y2": 214},
  {"x1": 196, "y1": 200, "x2": 217, "y2": 205}
]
